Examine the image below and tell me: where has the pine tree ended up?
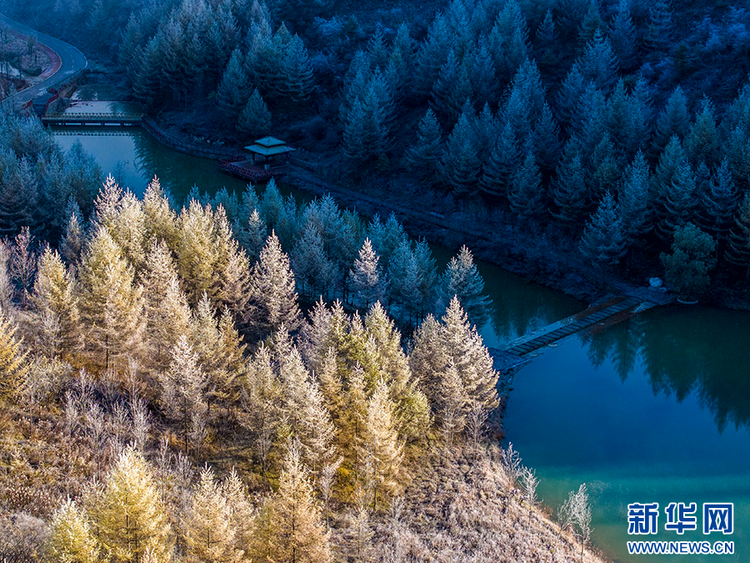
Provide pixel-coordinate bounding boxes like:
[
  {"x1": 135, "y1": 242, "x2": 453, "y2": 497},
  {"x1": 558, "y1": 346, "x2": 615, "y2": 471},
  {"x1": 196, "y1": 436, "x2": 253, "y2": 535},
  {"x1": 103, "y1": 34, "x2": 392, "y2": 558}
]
[
  {"x1": 609, "y1": 0, "x2": 637, "y2": 71},
  {"x1": 181, "y1": 467, "x2": 238, "y2": 563},
  {"x1": 237, "y1": 89, "x2": 272, "y2": 137},
  {"x1": 94, "y1": 448, "x2": 172, "y2": 562},
  {"x1": 578, "y1": 28, "x2": 619, "y2": 95},
  {"x1": 653, "y1": 87, "x2": 690, "y2": 154},
  {"x1": 278, "y1": 346, "x2": 336, "y2": 471},
  {"x1": 508, "y1": 151, "x2": 546, "y2": 223},
  {"x1": 441, "y1": 296, "x2": 499, "y2": 415},
  {"x1": 78, "y1": 227, "x2": 145, "y2": 370},
  {"x1": 59, "y1": 199, "x2": 86, "y2": 267},
  {"x1": 277, "y1": 34, "x2": 315, "y2": 103},
  {"x1": 658, "y1": 159, "x2": 696, "y2": 242},
  {"x1": 532, "y1": 102, "x2": 562, "y2": 177},
  {"x1": 551, "y1": 144, "x2": 589, "y2": 229},
  {"x1": 439, "y1": 245, "x2": 491, "y2": 329},
  {"x1": 142, "y1": 240, "x2": 191, "y2": 371},
  {"x1": 363, "y1": 377, "x2": 404, "y2": 510},
  {"x1": 436, "y1": 359, "x2": 469, "y2": 441},
  {"x1": 430, "y1": 50, "x2": 471, "y2": 123},
  {"x1": 619, "y1": 151, "x2": 653, "y2": 247},
  {"x1": 245, "y1": 232, "x2": 301, "y2": 338},
  {"x1": 726, "y1": 192, "x2": 750, "y2": 276},
  {"x1": 252, "y1": 441, "x2": 332, "y2": 563},
  {"x1": 46, "y1": 499, "x2": 99, "y2": 563},
  {"x1": 579, "y1": 191, "x2": 626, "y2": 269},
  {"x1": 216, "y1": 48, "x2": 249, "y2": 121},
  {"x1": 32, "y1": 247, "x2": 83, "y2": 357},
  {"x1": 661, "y1": 223, "x2": 716, "y2": 300},
  {"x1": 479, "y1": 120, "x2": 520, "y2": 199},
  {"x1": 291, "y1": 222, "x2": 336, "y2": 299},
  {"x1": 349, "y1": 238, "x2": 386, "y2": 309},
  {"x1": 440, "y1": 106, "x2": 481, "y2": 195},
  {"x1": 405, "y1": 109, "x2": 443, "y2": 186},
  {"x1": 645, "y1": 0, "x2": 673, "y2": 54},
  {"x1": 159, "y1": 335, "x2": 208, "y2": 452},
  {"x1": 700, "y1": 159, "x2": 738, "y2": 242},
  {"x1": 684, "y1": 98, "x2": 720, "y2": 169},
  {"x1": 142, "y1": 177, "x2": 178, "y2": 251},
  {"x1": 0, "y1": 311, "x2": 28, "y2": 402}
]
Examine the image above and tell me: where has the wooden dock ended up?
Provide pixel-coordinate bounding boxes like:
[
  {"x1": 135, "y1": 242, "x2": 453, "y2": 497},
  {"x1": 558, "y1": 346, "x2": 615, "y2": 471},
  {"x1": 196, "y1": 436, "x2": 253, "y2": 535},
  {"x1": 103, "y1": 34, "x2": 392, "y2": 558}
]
[
  {"x1": 42, "y1": 112, "x2": 144, "y2": 126},
  {"x1": 489, "y1": 295, "x2": 668, "y2": 371},
  {"x1": 219, "y1": 159, "x2": 287, "y2": 182}
]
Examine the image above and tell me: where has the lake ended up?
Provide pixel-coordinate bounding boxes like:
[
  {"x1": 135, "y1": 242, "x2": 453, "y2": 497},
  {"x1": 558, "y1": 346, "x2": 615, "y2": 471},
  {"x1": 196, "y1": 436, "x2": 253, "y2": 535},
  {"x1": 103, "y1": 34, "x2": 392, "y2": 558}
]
[{"x1": 51, "y1": 126, "x2": 750, "y2": 562}]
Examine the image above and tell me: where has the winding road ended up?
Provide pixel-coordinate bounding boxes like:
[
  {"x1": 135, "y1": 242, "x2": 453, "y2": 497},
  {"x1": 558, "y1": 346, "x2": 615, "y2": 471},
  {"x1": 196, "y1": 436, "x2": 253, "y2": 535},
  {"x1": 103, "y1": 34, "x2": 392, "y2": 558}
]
[{"x1": 0, "y1": 12, "x2": 87, "y2": 106}]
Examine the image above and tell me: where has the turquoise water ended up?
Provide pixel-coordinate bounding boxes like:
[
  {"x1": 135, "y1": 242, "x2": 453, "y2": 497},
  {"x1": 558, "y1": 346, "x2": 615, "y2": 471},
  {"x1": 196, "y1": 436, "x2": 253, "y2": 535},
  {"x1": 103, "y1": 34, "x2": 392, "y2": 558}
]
[
  {"x1": 51, "y1": 127, "x2": 750, "y2": 562},
  {"x1": 504, "y1": 307, "x2": 750, "y2": 562}
]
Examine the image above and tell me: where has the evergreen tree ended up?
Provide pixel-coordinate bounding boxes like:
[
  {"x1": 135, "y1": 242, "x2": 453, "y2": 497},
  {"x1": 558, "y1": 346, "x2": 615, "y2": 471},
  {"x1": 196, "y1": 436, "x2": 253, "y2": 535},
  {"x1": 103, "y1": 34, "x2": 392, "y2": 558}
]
[
  {"x1": 32, "y1": 247, "x2": 83, "y2": 357},
  {"x1": 291, "y1": 222, "x2": 336, "y2": 299},
  {"x1": 216, "y1": 48, "x2": 249, "y2": 121},
  {"x1": 440, "y1": 106, "x2": 481, "y2": 195},
  {"x1": 684, "y1": 98, "x2": 720, "y2": 169},
  {"x1": 59, "y1": 199, "x2": 85, "y2": 266},
  {"x1": 78, "y1": 227, "x2": 145, "y2": 370},
  {"x1": 405, "y1": 109, "x2": 443, "y2": 186},
  {"x1": 349, "y1": 238, "x2": 386, "y2": 309},
  {"x1": 700, "y1": 159, "x2": 738, "y2": 242},
  {"x1": 438, "y1": 245, "x2": 490, "y2": 329},
  {"x1": 479, "y1": 120, "x2": 520, "y2": 199},
  {"x1": 362, "y1": 377, "x2": 404, "y2": 509},
  {"x1": 653, "y1": 87, "x2": 690, "y2": 154},
  {"x1": 509, "y1": 151, "x2": 546, "y2": 223},
  {"x1": 159, "y1": 335, "x2": 208, "y2": 452},
  {"x1": 252, "y1": 441, "x2": 331, "y2": 562},
  {"x1": 46, "y1": 500, "x2": 99, "y2": 563},
  {"x1": 658, "y1": 159, "x2": 696, "y2": 242},
  {"x1": 609, "y1": 0, "x2": 637, "y2": 71},
  {"x1": 237, "y1": 89, "x2": 272, "y2": 137},
  {"x1": 245, "y1": 232, "x2": 301, "y2": 338},
  {"x1": 578, "y1": 28, "x2": 620, "y2": 94},
  {"x1": 535, "y1": 10, "x2": 561, "y2": 74},
  {"x1": 532, "y1": 102, "x2": 562, "y2": 176},
  {"x1": 94, "y1": 448, "x2": 173, "y2": 563},
  {"x1": 619, "y1": 151, "x2": 653, "y2": 247},
  {"x1": 430, "y1": 50, "x2": 471, "y2": 123},
  {"x1": 142, "y1": 177, "x2": 178, "y2": 251},
  {"x1": 181, "y1": 467, "x2": 238, "y2": 563},
  {"x1": 277, "y1": 34, "x2": 315, "y2": 103},
  {"x1": 661, "y1": 224, "x2": 716, "y2": 300},
  {"x1": 0, "y1": 311, "x2": 28, "y2": 402},
  {"x1": 645, "y1": 0, "x2": 673, "y2": 54},
  {"x1": 579, "y1": 191, "x2": 626, "y2": 269},
  {"x1": 551, "y1": 145, "x2": 589, "y2": 229},
  {"x1": 142, "y1": 240, "x2": 191, "y2": 371},
  {"x1": 726, "y1": 192, "x2": 750, "y2": 276}
]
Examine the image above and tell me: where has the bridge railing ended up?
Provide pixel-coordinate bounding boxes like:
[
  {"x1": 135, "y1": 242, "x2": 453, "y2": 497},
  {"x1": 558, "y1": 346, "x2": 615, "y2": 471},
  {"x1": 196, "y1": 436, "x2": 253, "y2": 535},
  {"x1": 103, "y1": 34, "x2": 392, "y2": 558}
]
[{"x1": 43, "y1": 113, "x2": 144, "y2": 120}]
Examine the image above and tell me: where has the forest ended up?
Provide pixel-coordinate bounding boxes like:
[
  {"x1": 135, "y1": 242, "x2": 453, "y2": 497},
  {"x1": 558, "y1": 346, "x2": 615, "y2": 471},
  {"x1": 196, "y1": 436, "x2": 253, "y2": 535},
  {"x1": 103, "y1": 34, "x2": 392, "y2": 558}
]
[
  {"x1": 1, "y1": 0, "x2": 747, "y2": 559},
  {"x1": 4, "y1": 0, "x2": 750, "y2": 300},
  {"x1": 0, "y1": 116, "x2": 602, "y2": 560}
]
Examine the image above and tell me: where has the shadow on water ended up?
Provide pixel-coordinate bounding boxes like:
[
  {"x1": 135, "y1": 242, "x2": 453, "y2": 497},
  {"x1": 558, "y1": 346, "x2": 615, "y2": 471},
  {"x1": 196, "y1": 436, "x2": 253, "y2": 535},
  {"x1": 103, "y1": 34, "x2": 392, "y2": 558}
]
[{"x1": 581, "y1": 305, "x2": 750, "y2": 434}]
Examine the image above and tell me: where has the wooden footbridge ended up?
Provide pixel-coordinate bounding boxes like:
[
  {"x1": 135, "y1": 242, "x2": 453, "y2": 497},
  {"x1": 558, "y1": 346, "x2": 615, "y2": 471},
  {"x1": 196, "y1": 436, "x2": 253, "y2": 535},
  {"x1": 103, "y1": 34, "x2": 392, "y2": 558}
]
[
  {"x1": 489, "y1": 293, "x2": 671, "y2": 372},
  {"x1": 42, "y1": 112, "x2": 144, "y2": 127}
]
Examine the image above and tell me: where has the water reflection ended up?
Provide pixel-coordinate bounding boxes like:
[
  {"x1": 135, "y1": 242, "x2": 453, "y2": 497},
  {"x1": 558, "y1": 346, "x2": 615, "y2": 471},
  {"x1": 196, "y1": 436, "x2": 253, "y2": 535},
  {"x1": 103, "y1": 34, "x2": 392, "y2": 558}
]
[{"x1": 580, "y1": 306, "x2": 750, "y2": 434}]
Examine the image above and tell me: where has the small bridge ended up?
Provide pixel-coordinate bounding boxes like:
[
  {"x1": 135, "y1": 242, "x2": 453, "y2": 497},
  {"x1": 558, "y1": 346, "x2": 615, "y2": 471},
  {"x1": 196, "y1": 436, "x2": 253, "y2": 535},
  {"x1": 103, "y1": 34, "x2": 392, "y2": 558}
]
[
  {"x1": 489, "y1": 294, "x2": 669, "y2": 372},
  {"x1": 42, "y1": 112, "x2": 144, "y2": 127}
]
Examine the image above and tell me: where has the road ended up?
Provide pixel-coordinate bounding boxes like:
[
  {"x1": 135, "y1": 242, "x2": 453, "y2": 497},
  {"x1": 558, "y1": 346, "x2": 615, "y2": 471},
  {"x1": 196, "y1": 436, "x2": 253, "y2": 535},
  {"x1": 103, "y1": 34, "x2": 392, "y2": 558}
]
[{"x1": 0, "y1": 12, "x2": 87, "y2": 105}]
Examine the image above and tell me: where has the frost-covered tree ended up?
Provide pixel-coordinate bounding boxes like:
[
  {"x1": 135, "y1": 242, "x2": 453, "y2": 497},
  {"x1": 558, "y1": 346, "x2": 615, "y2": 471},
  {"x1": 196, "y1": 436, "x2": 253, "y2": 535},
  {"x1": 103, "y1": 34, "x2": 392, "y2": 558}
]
[
  {"x1": 252, "y1": 441, "x2": 331, "y2": 562},
  {"x1": 32, "y1": 247, "x2": 82, "y2": 357},
  {"x1": 78, "y1": 227, "x2": 145, "y2": 370},
  {"x1": 349, "y1": 238, "x2": 386, "y2": 309},
  {"x1": 579, "y1": 191, "x2": 626, "y2": 269},
  {"x1": 237, "y1": 88, "x2": 271, "y2": 137},
  {"x1": 94, "y1": 448, "x2": 173, "y2": 563},
  {"x1": 59, "y1": 199, "x2": 85, "y2": 266},
  {"x1": 46, "y1": 500, "x2": 99, "y2": 563},
  {"x1": 438, "y1": 245, "x2": 490, "y2": 329},
  {"x1": 362, "y1": 377, "x2": 404, "y2": 509},
  {"x1": 291, "y1": 222, "x2": 336, "y2": 299},
  {"x1": 181, "y1": 467, "x2": 238, "y2": 563},
  {"x1": 245, "y1": 231, "x2": 301, "y2": 337}
]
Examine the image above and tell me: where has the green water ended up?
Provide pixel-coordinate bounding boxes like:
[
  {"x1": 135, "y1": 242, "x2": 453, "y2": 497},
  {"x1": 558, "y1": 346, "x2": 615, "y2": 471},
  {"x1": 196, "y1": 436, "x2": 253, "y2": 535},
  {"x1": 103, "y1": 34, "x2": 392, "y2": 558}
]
[
  {"x1": 504, "y1": 307, "x2": 750, "y2": 562},
  {"x1": 51, "y1": 128, "x2": 750, "y2": 562}
]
